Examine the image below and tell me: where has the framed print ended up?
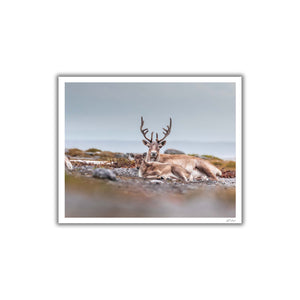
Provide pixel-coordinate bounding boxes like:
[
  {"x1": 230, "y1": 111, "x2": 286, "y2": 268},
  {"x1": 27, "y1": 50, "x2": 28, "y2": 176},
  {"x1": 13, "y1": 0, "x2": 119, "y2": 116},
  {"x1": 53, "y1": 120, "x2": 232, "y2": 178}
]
[{"x1": 58, "y1": 76, "x2": 242, "y2": 224}]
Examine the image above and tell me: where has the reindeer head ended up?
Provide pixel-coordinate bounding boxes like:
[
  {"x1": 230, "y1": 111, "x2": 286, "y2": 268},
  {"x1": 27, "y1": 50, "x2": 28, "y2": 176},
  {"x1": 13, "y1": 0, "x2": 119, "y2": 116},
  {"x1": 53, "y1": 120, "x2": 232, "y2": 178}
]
[
  {"x1": 131, "y1": 153, "x2": 146, "y2": 169},
  {"x1": 140, "y1": 117, "x2": 172, "y2": 162}
]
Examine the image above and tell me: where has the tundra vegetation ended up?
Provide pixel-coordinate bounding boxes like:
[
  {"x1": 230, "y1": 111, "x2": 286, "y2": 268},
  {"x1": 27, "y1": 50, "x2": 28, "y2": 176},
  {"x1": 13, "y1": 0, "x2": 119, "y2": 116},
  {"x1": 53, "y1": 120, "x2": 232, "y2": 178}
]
[{"x1": 65, "y1": 148, "x2": 235, "y2": 176}]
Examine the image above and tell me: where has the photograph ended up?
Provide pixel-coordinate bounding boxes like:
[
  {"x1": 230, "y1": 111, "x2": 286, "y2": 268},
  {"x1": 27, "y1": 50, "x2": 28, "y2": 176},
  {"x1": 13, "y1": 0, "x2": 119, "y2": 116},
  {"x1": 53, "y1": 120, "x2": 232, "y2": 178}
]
[{"x1": 58, "y1": 76, "x2": 242, "y2": 223}]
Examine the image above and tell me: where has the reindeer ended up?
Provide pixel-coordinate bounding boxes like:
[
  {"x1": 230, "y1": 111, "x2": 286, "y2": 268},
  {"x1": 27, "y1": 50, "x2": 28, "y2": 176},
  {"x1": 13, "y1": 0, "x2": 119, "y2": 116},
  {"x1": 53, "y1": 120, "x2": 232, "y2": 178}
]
[
  {"x1": 140, "y1": 117, "x2": 222, "y2": 180},
  {"x1": 133, "y1": 154, "x2": 193, "y2": 182}
]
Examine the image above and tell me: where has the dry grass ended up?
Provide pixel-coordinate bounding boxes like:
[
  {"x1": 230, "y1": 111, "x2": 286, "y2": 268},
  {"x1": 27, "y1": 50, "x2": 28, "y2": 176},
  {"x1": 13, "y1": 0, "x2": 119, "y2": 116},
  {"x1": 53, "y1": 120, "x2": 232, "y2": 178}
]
[
  {"x1": 209, "y1": 159, "x2": 235, "y2": 170},
  {"x1": 197, "y1": 155, "x2": 236, "y2": 172},
  {"x1": 66, "y1": 148, "x2": 85, "y2": 157},
  {"x1": 66, "y1": 148, "x2": 131, "y2": 164},
  {"x1": 97, "y1": 151, "x2": 117, "y2": 160},
  {"x1": 223, "y1": 161, "x2": 236, "y2": 169},
  {"x1": 111, "y1": 158, "x2": 135, "y2": 168},
  {"x1": 86, "y1": 148, "x2": 102, "y2": 153},
  {"x1": 201, "y1": 154, "x2": 222, "y2": 160}
]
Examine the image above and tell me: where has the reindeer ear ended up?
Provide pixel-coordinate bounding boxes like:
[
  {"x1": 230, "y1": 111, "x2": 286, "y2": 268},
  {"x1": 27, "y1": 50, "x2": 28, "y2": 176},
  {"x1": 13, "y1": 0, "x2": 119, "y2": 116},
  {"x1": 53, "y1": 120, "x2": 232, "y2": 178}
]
[
  {"x1": 128, "y1": 153, "x2": 135, "y2": 161},
  {"x1": 159, "y1": 140, "x2": 166, "y2": 148},
  {"x1": 142, "y1": 140, "x2": 150, "y2": 147}
]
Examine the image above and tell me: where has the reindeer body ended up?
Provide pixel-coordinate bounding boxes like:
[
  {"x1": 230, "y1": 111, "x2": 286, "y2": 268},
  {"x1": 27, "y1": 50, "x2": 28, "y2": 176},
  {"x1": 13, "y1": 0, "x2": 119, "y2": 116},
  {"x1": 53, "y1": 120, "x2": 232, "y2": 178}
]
[
  {"x1": 157, "y1": 154, "x2": 221, "y2": 180},
  {"x1": 138, "y1": 159, "x2": 193, "y2": 182}
]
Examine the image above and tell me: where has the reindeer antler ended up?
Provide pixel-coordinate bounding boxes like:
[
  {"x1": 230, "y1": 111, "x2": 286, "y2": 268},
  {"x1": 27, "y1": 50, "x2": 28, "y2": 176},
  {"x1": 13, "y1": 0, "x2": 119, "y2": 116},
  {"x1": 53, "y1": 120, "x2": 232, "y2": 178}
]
[
  {"x1": 140, "y1": 117, "x2": 153, "y2": 142},
  {"x1": 156, "y1": 118, "x2": 172, "y2": 143}
]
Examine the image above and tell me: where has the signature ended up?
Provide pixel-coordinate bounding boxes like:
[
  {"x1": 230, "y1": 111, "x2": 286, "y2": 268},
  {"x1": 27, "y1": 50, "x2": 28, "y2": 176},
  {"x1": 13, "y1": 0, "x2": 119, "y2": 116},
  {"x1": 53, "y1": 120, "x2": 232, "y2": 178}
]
[{"x1": 226, "y1": 218, "x2": 236, "y2": 223}]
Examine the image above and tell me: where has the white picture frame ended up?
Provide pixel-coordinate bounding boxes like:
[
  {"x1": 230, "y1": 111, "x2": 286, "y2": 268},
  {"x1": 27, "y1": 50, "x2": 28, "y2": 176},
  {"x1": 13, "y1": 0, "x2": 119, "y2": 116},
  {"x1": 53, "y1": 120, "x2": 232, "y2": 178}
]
[{"x1": 58, "y1": 76, "x2": 242, "y2": 224}]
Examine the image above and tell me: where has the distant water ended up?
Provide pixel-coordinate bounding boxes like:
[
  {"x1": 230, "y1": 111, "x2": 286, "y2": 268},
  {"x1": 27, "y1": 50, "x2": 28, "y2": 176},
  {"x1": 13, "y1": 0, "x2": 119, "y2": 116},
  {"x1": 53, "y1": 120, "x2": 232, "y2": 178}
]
[{"x1": 66, "y1": 140, "x2": 235, "y2": 160}]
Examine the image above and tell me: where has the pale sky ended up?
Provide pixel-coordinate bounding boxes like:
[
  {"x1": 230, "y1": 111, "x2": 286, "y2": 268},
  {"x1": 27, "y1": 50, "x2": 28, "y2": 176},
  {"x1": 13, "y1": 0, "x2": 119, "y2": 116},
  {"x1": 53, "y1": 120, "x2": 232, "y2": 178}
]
[{"x1": 65, "y1": 82, "x2": 235, "y2": 142}]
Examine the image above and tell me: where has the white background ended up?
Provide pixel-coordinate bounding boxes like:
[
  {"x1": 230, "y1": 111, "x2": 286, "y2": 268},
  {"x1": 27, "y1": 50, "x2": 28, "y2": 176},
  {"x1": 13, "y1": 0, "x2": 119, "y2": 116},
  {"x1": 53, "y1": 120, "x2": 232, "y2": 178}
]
[{"x1": 1, "y1": 1, "x2": 299, "y2": 299}]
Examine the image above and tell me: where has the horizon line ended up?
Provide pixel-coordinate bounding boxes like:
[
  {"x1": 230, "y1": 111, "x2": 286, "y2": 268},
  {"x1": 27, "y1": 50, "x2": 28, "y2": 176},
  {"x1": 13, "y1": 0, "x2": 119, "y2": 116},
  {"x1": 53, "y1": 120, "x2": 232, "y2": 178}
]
[{"x1": 66, "y1": 139, "x2": 235, "y2": 143}]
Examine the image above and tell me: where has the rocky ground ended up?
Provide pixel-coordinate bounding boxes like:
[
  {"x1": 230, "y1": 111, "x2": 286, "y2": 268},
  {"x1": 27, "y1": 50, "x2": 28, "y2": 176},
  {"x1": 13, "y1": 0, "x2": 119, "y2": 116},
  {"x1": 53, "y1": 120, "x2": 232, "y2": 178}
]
[{"x1": 66, "y1": 163, "x2": 236, "y2": 196}]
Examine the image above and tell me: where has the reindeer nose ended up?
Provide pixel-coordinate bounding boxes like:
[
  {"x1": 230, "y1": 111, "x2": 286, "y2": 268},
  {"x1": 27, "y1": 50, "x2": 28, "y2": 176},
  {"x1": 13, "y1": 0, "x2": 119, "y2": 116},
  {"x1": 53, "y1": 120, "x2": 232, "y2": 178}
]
[{"x1": 151, "y1": 152, "x2": 156, "y2": 157}]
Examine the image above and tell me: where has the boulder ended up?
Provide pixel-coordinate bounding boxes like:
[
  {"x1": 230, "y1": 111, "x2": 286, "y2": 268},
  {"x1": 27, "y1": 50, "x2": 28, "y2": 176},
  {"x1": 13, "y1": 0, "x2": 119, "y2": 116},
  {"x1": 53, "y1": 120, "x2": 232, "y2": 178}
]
[
  {"x1": 84, "y1": 152, "x2": 96, "y2": 156},
  {"x1": 93, "y1": 168, "x2": 117, "y2": 181},
  {"x1": 113, "y1": 168, "x2": 138, "y2": 177},
  {"x1": 114, "y1": 152, "x2": 127, "y2": 158},
  {"x1": 164, "y1": 148, "x2": 185, "y2": 155}
]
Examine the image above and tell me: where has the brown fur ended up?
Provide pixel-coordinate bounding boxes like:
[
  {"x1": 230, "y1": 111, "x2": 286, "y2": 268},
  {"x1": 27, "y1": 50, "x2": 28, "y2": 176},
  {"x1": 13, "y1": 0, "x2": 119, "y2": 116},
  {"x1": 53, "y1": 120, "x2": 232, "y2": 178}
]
[
  {"x1": 138, "y1": 159, "x2": 192, "y2": 182},
  {"x1": 144, "y1": 144, "x2": 221, "y2": 181},
  {"x1": 158, "y1": 154, "x2": 221, "y2": 180}
]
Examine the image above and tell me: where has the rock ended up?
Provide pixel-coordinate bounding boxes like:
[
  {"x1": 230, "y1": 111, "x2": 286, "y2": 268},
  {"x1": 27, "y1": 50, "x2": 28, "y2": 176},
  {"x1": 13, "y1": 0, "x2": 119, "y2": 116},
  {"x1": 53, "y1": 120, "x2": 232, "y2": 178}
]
[
  {"x1": 113, "y1": 168, "x2": 138, "y2": 177},
  {"x1": 93, "y1": 168, "x2": 117, "y2": 181},
  {"x1": 79, "y1": 166, "x2": 94, "y2": 175},
  {"x1": 85, "y1": 152, "x2": 96, "y2": 156},
  {"x1": 115, "y1": 152, "x2": 127, "y2": 158},
  {"x1": 164, "y1": 148, "x2": 185, "y2": 155}
]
